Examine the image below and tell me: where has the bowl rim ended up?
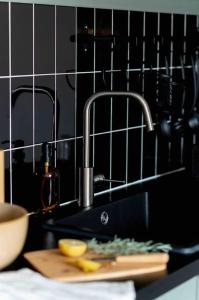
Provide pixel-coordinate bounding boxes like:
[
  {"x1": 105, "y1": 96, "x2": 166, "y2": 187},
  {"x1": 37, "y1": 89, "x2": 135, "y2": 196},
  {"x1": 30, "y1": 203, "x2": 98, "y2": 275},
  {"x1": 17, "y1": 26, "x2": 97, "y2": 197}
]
[{"x1": 0, "y1": 203, "x2": 28, "y2": 226}]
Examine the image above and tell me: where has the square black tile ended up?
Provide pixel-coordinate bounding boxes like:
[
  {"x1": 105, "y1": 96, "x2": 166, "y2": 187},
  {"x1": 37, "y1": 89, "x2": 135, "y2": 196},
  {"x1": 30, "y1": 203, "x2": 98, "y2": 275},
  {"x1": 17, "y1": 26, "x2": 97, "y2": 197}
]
[
  {"x1": 145, "y1": 12, "x2": 158, "y2": 69},
  {"x1": 112, "y1": 71, "x2": 129, "y2": 130},
  {"x1": 129, "y1": 11, "x2": 144, "y2": 70},
  {"x1": 11, "y1": 3, "x2": 33, "y2": 75},
  {"x1": 0, "y1": 79, "x2": 9, "y2": 149},
  {"x1": 113, "y1": 10, "x2": 128, "y2": 70},
  {"x1": 128, "y1": 76, "x2": 144, "y2": 127},
  {"x1": 186, "y1": 15, "x2": 197, "y2": 64},
  {"x1": 76, "y1": 136, "x2": 83, "y2": 170},
  {"x1": 127, "y1": 128, "x2": 142, "y2": 183},
  {"x1": 34, "y1": 75, "x2": 55, "y2": 144},
  {"x1": 0, "y1": 3, "x2": 9, "y2": 76},
  {"x1": 95, "y1": 9, "x2": 112, "y2": 72},
  {"x1": 94, "y1": 72, "x2": 111, "y2": 133},
  {"x1": 143, "y1": 71, "x2": 158, "y2": 119},
  {"x1": 57, "y1": 139, "x2": 76, "y2": 201},
  {"x1": 56, "y1": 74, "x2": 75, "y2": 140},
  {"x1": 11, "y1": 77, "x2": 34, "y2": 147},
  {"x1": 5, "y1": 151, "x2": 11, "y2": 202},
  {"x1": 34, "y1": 4, "x2": 55, "y2": 74},
  {"x1": 56, "y1": 6, "x2": 76, "y2": 74},
  {"x1": 76, "y1": 73, "x2": 94, "y2": 137},
  {"x1": 156, "y1": 134, "x2": 170, "y2": 174},
  {"x1": 111, "y1": 131, "x2": 127, "y2": 184},
  {"x1": 159, "y1": 13, "x2": 172, "y2": 67},
  {"x1": 12, "y1": 147, "x2": 35, "y2": 210},
  {"x1": 173, "y1": 14, "x2": 184, "y2": 66},
  {"x1": 77, "y1": 7, "x2": 94, "y2": 72},
  {"x1": 93, "y1": 133, "x2": 111, "y2": 194},
  {"x1": 142, "y1": 129, "x2": 156, "y2": 178},
  {"x1": 169, "y1": 135, "x2": 183, "y2": 170}
]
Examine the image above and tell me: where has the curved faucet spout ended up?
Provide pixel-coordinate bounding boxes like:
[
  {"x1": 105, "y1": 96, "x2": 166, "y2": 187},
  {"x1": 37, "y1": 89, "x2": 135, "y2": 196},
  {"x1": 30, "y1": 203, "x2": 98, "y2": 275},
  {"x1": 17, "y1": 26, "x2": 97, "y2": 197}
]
[
  {"x1": 83, "y1": 91, "x2": 154, "y2": 168},
  {"x1": 79, "y1": 91, "x2": 154, "y2": 208}
]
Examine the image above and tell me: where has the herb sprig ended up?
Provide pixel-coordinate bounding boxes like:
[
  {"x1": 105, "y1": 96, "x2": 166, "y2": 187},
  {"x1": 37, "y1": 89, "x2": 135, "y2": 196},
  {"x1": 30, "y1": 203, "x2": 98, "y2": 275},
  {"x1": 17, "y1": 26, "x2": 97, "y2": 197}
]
[{"x1": 87, "y1": 237, "x2": 172, "y2": 255}]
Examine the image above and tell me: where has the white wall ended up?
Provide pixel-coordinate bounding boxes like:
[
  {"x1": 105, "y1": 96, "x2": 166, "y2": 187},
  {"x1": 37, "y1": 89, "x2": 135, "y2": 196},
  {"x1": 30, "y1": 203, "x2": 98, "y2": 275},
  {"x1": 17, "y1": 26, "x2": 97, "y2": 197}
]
[{"x1": 1, "y1": 0, "x2": 199, "y2": 15}]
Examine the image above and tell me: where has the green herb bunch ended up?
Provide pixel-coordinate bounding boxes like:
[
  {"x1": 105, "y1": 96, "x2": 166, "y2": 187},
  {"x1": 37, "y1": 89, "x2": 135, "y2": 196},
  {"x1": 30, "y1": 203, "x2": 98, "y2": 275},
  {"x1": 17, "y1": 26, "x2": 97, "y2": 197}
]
[{"x1": 87, "y1": 237, "x2": 172, "y2": 255}]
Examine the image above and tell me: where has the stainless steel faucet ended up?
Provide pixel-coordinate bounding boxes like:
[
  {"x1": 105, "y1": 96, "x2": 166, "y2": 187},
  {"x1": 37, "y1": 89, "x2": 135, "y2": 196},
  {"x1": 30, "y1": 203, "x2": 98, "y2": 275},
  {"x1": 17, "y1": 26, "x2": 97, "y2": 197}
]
[{"x1": 79, "y1": 91, "x2": 154, "y2": 208}]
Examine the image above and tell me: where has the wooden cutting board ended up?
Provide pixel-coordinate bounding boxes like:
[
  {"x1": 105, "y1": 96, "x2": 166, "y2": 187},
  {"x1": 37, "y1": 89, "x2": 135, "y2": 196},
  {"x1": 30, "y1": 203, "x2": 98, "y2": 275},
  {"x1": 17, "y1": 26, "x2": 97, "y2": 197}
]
[{"x1": 24, "y1": 249, "x2": 169, "y2": 282}]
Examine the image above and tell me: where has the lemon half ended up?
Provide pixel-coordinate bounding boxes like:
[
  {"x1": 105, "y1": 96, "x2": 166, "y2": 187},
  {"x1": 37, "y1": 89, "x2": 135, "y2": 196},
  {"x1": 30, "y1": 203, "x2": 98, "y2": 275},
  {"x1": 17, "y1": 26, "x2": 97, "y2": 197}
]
[
  {"x1": 76, "y1": 258, "x2": 101, "y2": 272},
  {"x1": 58, "y1": 239, "x2": 87, "y2": 257}
]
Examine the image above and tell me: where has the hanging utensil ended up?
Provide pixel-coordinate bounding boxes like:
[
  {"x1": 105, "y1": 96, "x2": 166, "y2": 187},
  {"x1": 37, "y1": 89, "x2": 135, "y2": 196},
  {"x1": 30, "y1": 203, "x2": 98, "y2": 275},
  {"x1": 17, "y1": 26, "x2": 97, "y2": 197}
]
[{"x1": 187, "y1": 56, "x2": 199, "y2": 132}]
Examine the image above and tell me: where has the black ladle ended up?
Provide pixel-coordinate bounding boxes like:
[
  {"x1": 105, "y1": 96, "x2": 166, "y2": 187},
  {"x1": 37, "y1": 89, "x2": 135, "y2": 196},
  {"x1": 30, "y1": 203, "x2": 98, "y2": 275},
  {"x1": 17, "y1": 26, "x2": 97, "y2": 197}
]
[{"x1": 159, "y1": 57, "x2": 186, "y2": 139}]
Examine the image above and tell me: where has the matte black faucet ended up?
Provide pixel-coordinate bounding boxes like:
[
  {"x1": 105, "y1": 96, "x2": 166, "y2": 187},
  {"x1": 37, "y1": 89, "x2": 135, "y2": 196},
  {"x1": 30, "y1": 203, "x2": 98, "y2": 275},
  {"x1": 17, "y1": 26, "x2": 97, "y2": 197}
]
[{"x1": 79, "y1": 91, "x2": 154, "y2": 208}]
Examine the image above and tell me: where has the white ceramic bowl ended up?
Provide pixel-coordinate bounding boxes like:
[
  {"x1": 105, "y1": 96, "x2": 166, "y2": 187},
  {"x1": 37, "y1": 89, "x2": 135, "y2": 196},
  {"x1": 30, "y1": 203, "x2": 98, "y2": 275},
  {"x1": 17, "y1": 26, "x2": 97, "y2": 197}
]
[{"x1": 0, "y1": 203, "x2": 28, "y2": 269}]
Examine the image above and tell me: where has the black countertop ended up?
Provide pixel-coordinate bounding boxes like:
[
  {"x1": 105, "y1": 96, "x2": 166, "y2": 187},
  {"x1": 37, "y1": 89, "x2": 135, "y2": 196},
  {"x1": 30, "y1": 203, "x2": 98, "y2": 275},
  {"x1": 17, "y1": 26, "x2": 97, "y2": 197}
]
[{"x1": 5, "y1": 170, "x2": 199, "y2": 299}]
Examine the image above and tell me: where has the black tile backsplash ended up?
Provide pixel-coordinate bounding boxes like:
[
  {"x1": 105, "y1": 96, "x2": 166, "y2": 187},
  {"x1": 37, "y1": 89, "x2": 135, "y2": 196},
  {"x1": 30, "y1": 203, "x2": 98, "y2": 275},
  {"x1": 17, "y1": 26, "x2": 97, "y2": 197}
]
[
  {"x1": 11, "y1": 76, "x2": 34, "y2": 147},
  {"x1": 0, "y1": 79, "x2": 9, "y2": 151},
  {"x1": 76, "y1": 73, "x2": 93, "y2": 137},
  {"x1": 34, "y1": 4, "x2": 55, "y2": 74},
  {"x1": 56, "y1": 6, "x2": 76, "y2": 74},
  {"x1": 77, "y1": 7, "x2": 94, "y2": 72},
  {"x1": 94, "y1": 133, "x2": 111, "y2": 181},
  {"x1": 111, "y1": 131, "x2": 127, "y2": 183},
  {"x1": 34, "y1": 75, "x2": 55, "y2": 143},
  {"x1": 11, "y1": 3, "x2": 33, "y2": 75},
  {"x1": 112, "y1": 72, "x2": 128, "y2": 130},
  {"x1": 56, "y1": 74, "x2": 76, "y2": 139},
  {"x1": 113, "y1": 10, "x2": 128, "y2": 71},
  {"x1": 0, "y1": 2, "x2": 198, "y2": 211},
  {"x1": 0, "y1": 3, "x2": 9, "y2": 76},
  {"x1": 129, "y1": 11, "x2": 144, "y2": 70},
  {"x1": 95, "y1": 9, "x2": 112, "y2": 72},
  {"x1": 127, "y1": 129, "x2": 142, "y2": 182}
]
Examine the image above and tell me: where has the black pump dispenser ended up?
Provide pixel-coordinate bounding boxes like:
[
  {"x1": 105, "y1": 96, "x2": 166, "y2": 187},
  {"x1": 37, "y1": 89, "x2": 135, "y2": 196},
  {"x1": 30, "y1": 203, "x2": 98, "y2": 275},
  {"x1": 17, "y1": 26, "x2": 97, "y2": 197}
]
[{"x1": 41, "y1": 142, "x2": 53, "y2": 174}]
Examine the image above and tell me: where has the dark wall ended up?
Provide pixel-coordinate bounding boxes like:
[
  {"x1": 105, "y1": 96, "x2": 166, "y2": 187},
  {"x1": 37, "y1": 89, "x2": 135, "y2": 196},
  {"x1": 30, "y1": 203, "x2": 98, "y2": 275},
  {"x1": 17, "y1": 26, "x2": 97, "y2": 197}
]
[{"x1": 0, "y1": 2, "x2": 198, "y2": 211}]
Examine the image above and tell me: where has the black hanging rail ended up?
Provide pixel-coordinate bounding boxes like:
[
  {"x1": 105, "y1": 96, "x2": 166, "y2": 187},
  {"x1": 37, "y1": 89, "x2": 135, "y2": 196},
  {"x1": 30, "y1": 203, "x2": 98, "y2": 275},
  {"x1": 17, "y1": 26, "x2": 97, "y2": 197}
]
[{"x1": 70, "y1": 32, "x2": 199, "y2": 49}]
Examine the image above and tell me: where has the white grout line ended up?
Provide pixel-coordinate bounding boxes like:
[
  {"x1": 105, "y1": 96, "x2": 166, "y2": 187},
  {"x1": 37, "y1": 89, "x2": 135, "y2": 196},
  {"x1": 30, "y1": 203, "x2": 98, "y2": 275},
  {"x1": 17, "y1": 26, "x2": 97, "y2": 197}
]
[
  {"x1": 183, "y1": 15, "x2": 187, "y2": 62},
  {"x1": 92, "y1": 8, "x2": 96, "y2": 166},
  {"x1": 74, "y1": 7, "x2": 78, "y2": 200},
  {"x1": 193, "y1": 15, "x2": 199, "y2": 145},
  {"x1": 95, "y1": 167, "x2": 186, "y2": 197},
  {"x1": 32, "y1": 3, "x2": 35, "y2": 172},
  {"x1": 168, "y1": 13, "x2": 174, "y2": 166},
  {"x1": 0, "y1": 65, "x2": 192, "y2": 80},
  {"x1": 9, "y1": 2, "x2": 12, "y2": 204},
  {"x1": 4, "y1": 7, "x2": 195, "y2": 203},
  {"x1": 54, "y1": 5, "x2": 57, "y2": 167},
  {"x1": 125, "y1": 10, "x2": 130, "y2": 184},
  {"x1": 180, "y1": 14, "x2": 187, "y2": 165},
  {"x1": 109, "y1": 9, "x2": 114, "y2": 187},
  {"x1": 140, "y1": 12, "x2": 146, "y2": 180},
  {"x1": 3, "y1": 123, "x2": 157, "y2": 152},
  {"x1": 155, "y1": 12, "x2": 160, "y2": 176}
]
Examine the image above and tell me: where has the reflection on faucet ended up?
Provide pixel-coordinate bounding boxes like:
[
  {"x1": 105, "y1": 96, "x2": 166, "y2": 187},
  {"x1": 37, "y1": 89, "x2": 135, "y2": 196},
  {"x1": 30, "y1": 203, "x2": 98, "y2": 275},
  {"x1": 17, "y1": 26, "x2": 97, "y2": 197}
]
[
  {"x1": 79, "y1": 91, "x2": 154, "y2": 208},
  {"x1": 12, "y1": 85, "x2": 60, "y2": 141}
]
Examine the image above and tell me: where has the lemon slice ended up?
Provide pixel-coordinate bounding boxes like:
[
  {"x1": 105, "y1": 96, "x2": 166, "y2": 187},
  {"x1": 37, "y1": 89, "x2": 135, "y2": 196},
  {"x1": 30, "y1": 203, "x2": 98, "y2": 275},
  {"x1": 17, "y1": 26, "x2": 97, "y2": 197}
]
[
  {"x1": 76, "y1": 258, "x2": 101, "y2": 272},
  {"x1": 58, "y1": 239, "x2": 87, "y2": 257}
]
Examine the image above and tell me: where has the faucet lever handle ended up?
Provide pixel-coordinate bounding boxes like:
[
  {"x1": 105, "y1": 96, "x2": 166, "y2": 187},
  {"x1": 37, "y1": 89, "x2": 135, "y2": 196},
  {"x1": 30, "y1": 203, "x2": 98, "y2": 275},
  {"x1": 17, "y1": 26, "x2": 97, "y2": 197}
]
[
  {"x1": 103, "y1": 178, "x2": 126, "y2": 184},
  {"x1": 94, "y1": 174, "x2": 125, "y2": 184}
]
